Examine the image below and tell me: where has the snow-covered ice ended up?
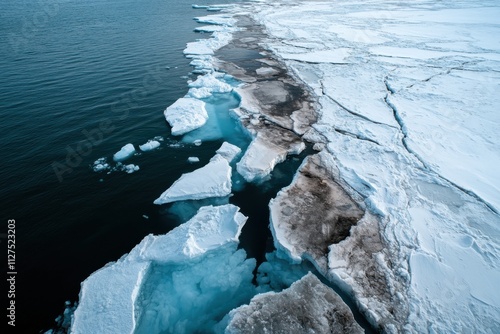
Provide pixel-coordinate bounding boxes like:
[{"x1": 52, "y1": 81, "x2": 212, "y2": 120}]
[
  {"x1": 215, "y1": 142, "x2": 241, "y2": 163},
  {"x1": 187, "y1": 73, "x2": 233, "y2": 99},
  {"x1": 154, "y1": 153, "x2": 232, "y2": 205},
  {"x1": 187, "y1": 156, "x2": 200, "y2": 163},
  {"x1": 113, "y1": 143, "x2": 136, "y2": 162},
  {"x1": 164, "y1": 98, "x2": 208, "y2": 136},
  {"x1": 252, "y1": 0, "x2": 500, "y2": 331},
  {"x1": 71, "y1": 204, "x2": 254, "y2": 334},
  {"x1": 139, "y1": 140, "x2": 160, "y2": 152}
]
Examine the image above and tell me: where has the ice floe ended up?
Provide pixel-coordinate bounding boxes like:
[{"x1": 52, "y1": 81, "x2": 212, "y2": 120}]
[
  {"x1": 187, "y1": 73, "x2": 233, "y2": 99},
  {"x1": 113, "y1": 143, "x2": 136, "y2": 162},
  {"x1": 237, "y1": 132, "x2": 305, "y2": 182},
  {"x1": 139, "y1": 140, "x2": 160, "y2": 152},
  {"x1": 71, "y1": 204, "x2": 253, "y2": 334},
  {"x1": 154, "y1": 153, "x2": 232, "y2": 205},
  {"x1": 164, "y1": 98, "x2": 208, "y2": 136}
]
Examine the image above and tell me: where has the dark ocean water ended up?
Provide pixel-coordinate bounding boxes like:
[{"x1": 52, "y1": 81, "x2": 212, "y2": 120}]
[{"x1": 0, "y1": 0, "x2": 276, "y2": 332}]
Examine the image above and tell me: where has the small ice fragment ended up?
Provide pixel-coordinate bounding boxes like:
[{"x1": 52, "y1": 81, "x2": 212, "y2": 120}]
[
  {"x1": 123, "y1": 164, "x2": 140, "y2": 174},
  {"x1": 153, "y1": 136, "x2": 164, "y2": 142},
  {"x1": 113, "y1": 144, "x2": 136, "y2": 162},
  {"x1": 142, "y1": 215, "x2": 149, "y2": 219},
  {"x1": 139, "y1": 140, "x2": 161, "y2": 152},
  {"x1": 193, "y1": 139, "x2": 202, "y2": 146},
  {"x1": 92, "y1": 157, "x2": 111, "y2": 172},
  {"x1": 192, "y1": 4, "x2": 209, "y2": 9},
  {"x1": 188, "y1": 157, "x2": 200, "y2": 163}
]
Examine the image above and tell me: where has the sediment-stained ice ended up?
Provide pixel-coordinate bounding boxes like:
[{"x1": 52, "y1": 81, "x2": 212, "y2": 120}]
[
  {"x1": 72, "y1": 204, "x2": 252, "y2": 334},
  {"x1": 236, "y1": 132, "x2": 304, "y2": 182},
  {"x1": 251, "y1": 0, "x2": 500, "y2": 331},
  {"x1": 225, "y1": 273, "x2": 363, "y2": 334},
  {"x1": 164, "y1": 98, "x2": 208, "y2": 136}
]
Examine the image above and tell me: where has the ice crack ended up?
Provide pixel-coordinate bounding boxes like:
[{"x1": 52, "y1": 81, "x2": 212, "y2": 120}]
[
  {"x1": 320, "y1": 80, "x2": 399, "y2": 129},
  {"x1": 383, "y1": 78, "x2": 498, "y2": 214},
  {"x1": 333, "y1": 128, "x2": 381, "y2": 146}
]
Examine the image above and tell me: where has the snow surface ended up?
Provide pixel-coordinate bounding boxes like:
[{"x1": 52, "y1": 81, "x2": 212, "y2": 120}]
[
  {"x1": 164, "y1": 98, "x2": 208, "y2": 136},
  {"x1": 71, "y1": 205, "x2": 252, "y2": 334},
  {"x1": 187, "y1": 73, "x2": 233, "y2": 99},
  {"x1": 154, "y1": 152, "x2": 233, "y2": 205},
  {"x1": 215, "y1": 141, "x2": 241, "y2": 163},
  {"x1": 253, "y1": 0, "x2": 500, "y2": 331},
  {"x1": 112, "y1": 143, "x2": 135, "y2": 162}
]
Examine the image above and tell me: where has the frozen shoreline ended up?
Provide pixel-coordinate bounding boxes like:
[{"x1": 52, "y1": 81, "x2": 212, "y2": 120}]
[
  {"x1": 70, "y1": 1, "x2": 500, "y2": 333},
  {"x1": 251, "y1": 0, "x2": 500, "y2": 332}
]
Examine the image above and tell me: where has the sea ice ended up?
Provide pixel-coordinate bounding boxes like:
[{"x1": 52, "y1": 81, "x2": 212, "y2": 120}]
[
  {"x1": 237, "y1": 132, "x2": 305, "y2": 182},
  {"x1": 154, "y1": 154, "x2": 232, "y2": 205},
  {"x1": 187, "y1": 157, "x2": 200, "y2": 163},
  {"x1": 71, "y1": 204, "x2": 254, "y2": 334},
  {"x1": 187, "y1": 73, "x2": 233, "y2": 99},
  {"x1": 253, "y1": 0, "x2": 500, "y2": 331},
  {"x1": 122, "y1": 164, "x2": 140, "y2": 174},
  {"x1": 139, "y1": 140, "x2": 160, "y2": 152},
  {"x1": 164, "y1": 98, "x2": 208, "y2": 136},
  {"x1": 215, "y1": 142, "x2": 241, "y2": 163},
  {"x1": 225, "y1": 273, "x2": 363, "y2": 334},
  {"x1": 113, "y1": 143, "x2": 136, "y2": 162}
]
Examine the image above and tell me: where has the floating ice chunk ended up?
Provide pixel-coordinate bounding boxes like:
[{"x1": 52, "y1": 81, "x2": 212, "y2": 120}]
[
  {"x1": 194, "y1": 25, "x2": 227, "y2": 33},
  {"x1": 187, "y1": 73, "x2": 233, "y2": 99},
  {"x1": 188, "y1": 157, "x2": 200, "y2": 163},
  {"x1": 216, "y1": 142, "x2": 241, "y2": 163},
  {"x1": 139, "y1": 140, "x2": 160, "y2": 152},
  {"x1": 92, "y1": 157, "x2": 110, "y2": 172},
  {"x1": 72, "y1": 204, "x2": 252, "y2": 334},
  {"x1": 194, "y1": 15, "x2": 236, "y2": 26},
  {"x1": 113, "y1": 144, "x2": 136, "y2": 162},
  {"x1": 225, "y1": 273, "x2": 363, "y2": 334},
  {"x1": 189, "y1": 56, "x2": 214, "y2": 71},
  {"x1": 154, "y1": 154, "x2": 232, "y2": 205},
  {"x1": 192, "y1": 4, "x2": 209, "y2": 9},
  {"x1": 122, "y1": 164, "x2": 140, "y2": 174},
  {"x1": 193, "y1": 139, "x2": 202, "y2": 146},
  {"x1": 164, "y1": 98, "x2": 208, "y2": 136}
]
